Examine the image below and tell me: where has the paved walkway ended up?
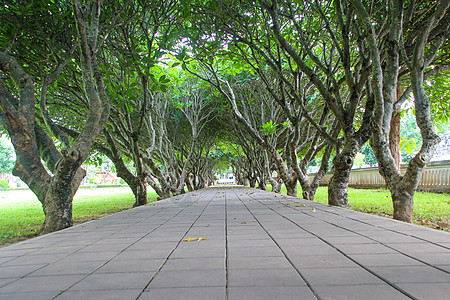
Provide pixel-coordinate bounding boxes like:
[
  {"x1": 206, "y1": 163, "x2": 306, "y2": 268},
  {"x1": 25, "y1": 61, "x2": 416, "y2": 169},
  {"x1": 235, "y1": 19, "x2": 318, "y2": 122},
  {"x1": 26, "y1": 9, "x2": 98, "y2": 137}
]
[{"x1": 1, "y1": 187, "x2": 449, "y2": 300}]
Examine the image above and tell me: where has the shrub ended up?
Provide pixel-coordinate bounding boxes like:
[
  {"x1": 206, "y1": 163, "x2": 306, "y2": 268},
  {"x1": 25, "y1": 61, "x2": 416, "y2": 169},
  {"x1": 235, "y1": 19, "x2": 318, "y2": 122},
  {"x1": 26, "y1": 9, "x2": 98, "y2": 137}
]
[{"x1": 0, "y1": 179, "x2": 9, "y2": 189}]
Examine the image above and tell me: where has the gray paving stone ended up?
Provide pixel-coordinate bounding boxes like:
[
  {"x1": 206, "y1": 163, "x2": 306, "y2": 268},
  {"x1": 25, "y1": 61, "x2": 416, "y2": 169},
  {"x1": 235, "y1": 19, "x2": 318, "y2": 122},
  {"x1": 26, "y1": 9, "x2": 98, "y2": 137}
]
[
  {"x1": 77, "y1": 243, "x2": 131, "y2": 253},
  {"x1": 69, "y1": 272, "x2": 153, "y2": 291},
  {"x1": 368, "y1": 265, "x2": 450, "y2": 283},
  {"x1": 162, "y1": 257, "x2": 225, "y2": 271},
  {"x1": 228, "y1": 286, "x2": 316, "y2": 300},
  {"x1": 397, "y1": 282, "x2": 450, "y2": 299},
  {"x1": 96, "y1": 259, "x2": 164, "y2": 273},
  {"x1": 281, "y1": 245, "x2": 340, "y2": 256},
  {"x1": 0, "y1": 277, "x2": 16, "y2": 288},
  {"x1": 228, "y1": 256, "x2": 292, "y2": 269},
  {"x1": 227, "y1": 239, "x2": 276, "y2": 248},
  {"x1": 1, "y1": 253, "x2": 68, "y2": 266},
  {"x1": 0, "y1": 264, "x2": 45, "y2": 278},
  {"x1": 54, "y1": 289, "x2": 142, "y2": 300},
  {"x1": 0, "y1": 291, "x2": 61, "y2": 300},
  {"x1": 0, "y1": 275, "x2": 84, "y2": 293},
  {"x1": 227, "y1": 246, "x2": 284, "y2": 257},
  {"x1": 385, "y1": 242, "x2": 450, "y2": 254},
  {"x1": 348, "y1": 253, "x2": 424, "y2": 267},
  {"x1": 113, "y1": 249, "x2": 169, "y2": 260},
  {"x1": 147, "y1": 269, "x2": 225, "y2": 288},
  {"x1": 290, "y1": 254, "x2": 359, "y2": 269},
  {"x1": 300, "y1": 267, "x2": 384, "y2": 285},
  {"x1": 334, "y1": 242, "x2": 398, "y2": 254},
  {"x1": 275, "y1": 237, "x2": 328, "y2": 247},
  {"x1": 228, "y1": 268, "x2": 306, "y2": 287},
  {"x1": 170, "y1": 245, "x2": 225, "y2": 258},
  {"x1": 312, "y1": 284, "x2": 411, "y2": 300},
  {"x1": 28, "y1": 261, "x2": 105, "y2": 276},
  {"x1": 141, "y1": 287, "x2": 225, "y2": 300}
]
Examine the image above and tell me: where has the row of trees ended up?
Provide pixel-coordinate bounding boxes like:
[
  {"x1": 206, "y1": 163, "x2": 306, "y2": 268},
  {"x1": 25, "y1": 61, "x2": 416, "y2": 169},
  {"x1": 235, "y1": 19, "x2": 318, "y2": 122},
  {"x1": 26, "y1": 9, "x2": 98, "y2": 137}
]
[
  {"x1": 177, "y1": 0, "x2": 449, "y2": 223},
  {"x1": 0, "y1": 0, "x2": 448, "y2": 233}
]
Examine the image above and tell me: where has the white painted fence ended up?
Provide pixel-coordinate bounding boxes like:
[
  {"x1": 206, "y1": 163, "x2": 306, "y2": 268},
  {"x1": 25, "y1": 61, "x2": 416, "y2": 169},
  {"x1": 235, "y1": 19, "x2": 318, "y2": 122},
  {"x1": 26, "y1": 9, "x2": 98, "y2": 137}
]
[{"x1": 308, "y1": 160, "x2": 450, "y2": 192}]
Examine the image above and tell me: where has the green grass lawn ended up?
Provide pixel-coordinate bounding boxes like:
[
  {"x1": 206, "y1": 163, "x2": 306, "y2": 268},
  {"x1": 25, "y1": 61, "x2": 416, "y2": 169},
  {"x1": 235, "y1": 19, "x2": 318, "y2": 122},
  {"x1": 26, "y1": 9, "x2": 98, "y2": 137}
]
[
  {"x1": 0, "y1": 188, "x2": 158, "y2": 246},
  {"x1": 272, "y1": 185, "x2": 450, "y2": 230}
]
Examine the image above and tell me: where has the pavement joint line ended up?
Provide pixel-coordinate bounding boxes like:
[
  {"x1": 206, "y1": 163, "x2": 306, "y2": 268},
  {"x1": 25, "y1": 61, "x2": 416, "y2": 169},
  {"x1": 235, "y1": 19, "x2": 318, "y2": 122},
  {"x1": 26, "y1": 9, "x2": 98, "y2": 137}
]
[
  {"x1": 135, "y1": 189, "x2": 220, "y2": 299},
  {"x1": 225, "y1": 189, "x2": 229, "y2": 300},
  {"x1": 52, "y1": 192, "x2": 202, "y2": 299},
  {"x1": 246, "y1": 191, "x2": 419, "y2": 300},
  {"x1": 233, "y1": 189, "x2": 321, "y2": 300},
  {"x1": 274, "y1": 195, "x2": 450, "y2": 276}
]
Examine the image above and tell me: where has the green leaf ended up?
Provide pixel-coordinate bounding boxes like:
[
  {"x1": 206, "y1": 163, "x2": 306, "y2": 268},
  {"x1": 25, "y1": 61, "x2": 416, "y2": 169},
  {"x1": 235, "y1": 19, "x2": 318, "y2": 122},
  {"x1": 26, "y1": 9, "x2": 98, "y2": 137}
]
[
  {"x1": 126, "y1": 103, "x2": 133, "y2": 114},
  {"x1": 260, "y1": 121, "x2": 277, "y2": 135}
]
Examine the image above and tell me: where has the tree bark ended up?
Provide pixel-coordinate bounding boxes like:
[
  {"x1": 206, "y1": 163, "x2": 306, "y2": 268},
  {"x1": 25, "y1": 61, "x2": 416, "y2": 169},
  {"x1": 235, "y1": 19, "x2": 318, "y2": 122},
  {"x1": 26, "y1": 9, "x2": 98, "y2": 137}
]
[
  {"x1": 328, "y1": 151, "x2": 353, "y2": 207},
  {"x1": 389, "y1": 112, "x2": 402, "y2": 170},
  {"x1": 133, "y1": 179, "x2": 148, "y2": 207},
  {"x1": 284, "y1": 179, "x2": 298, "y2": 197}
]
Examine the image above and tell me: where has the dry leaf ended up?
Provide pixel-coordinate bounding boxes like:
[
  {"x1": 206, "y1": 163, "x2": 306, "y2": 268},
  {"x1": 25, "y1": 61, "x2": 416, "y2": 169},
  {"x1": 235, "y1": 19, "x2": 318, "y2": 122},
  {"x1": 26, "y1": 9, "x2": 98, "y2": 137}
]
[
  {"x1": 241, "y1": 222, "x2": 248, "y2": 224},
  {"x1": 198, "y1": 237, "x2": 208, "y2": 241},
  {"x1": 300, "y1": 204, "x2": 306, "y2": 207},
  {"x1": 196, "y1": 202, "x2": 200, "y2": 204},
  {"x1": 420, "y1": 219, "x2": 432, "y2": 226},
  {"x1": 183, "y1": 238, "x2": 197, "y2": 242},
  {"x1": 312, "y1": 208, "x2": 316, "y2": 212},
  {"x1": 437, "y1": 222, "x2": 450, "y2": 229}
]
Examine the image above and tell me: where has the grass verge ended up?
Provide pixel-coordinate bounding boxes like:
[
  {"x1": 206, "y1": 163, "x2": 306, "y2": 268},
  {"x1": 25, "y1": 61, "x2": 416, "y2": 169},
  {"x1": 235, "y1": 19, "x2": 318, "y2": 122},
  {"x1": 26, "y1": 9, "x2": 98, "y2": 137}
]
[{"x1": 0, "y1": 189, "x2": 157, "y2": 246}]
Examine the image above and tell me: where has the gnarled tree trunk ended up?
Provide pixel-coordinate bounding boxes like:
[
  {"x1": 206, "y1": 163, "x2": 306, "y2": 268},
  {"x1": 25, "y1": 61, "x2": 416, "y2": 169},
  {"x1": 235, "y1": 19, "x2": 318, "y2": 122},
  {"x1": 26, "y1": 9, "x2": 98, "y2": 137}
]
[{"x1": 328, "y1": 150, "x2": 354, "y2": 207}]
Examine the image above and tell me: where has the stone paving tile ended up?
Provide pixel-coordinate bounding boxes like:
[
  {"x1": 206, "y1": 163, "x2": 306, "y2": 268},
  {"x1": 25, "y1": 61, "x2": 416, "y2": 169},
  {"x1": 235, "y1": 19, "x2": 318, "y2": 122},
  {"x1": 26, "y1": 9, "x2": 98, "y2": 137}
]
[
  {"x1": 28, "y1": 260, "x2": 105, "y2": 276},
  {"x1": 56, "y1": 251, "x2": 118, "y2": 263},
  {"x1": 348, "y1": 253, "x2": 425, "y2": 267},
  {"x1": 68, "y1": 272, "x2": 153, "y2": 291},
  {"x1": 281, "y1": 244, "x2": 341, "y2": 256},
  {"x1": 384, "y1": 242, "x2": 450, "y2": 253},
  {"x1": 311, "y1": 284, "x2": 411, "y2": 300},
  {"x1": 0, "y1": 264, "x2": 46, "y2": 278},
  {"x1": 54, "y1": 289, "x2": 142, "y2": 300},
  {"x1": 397, "y1": 282, "x2": 450, "y2": 299},
  {"x1": 228, "y1": 268, "x2": 306, "y2": 287},
  {"x1": 228, "y1": 256, "x2": 292, "y2": 269},
  {"x1": 147, "y1": 269, "x2": 225, "y2": 288},
  {"x1": 368, "y1": 265, "x2": 450, "y2": 283},
  {"x1": 227, "y1": 246, "x2": 284, "y2": 257},
  {"x1": 0, "y1": 253, "x2": 68, "y2": 267},
  {"x1": 299, "y1": 267, "x2": 384, "y2": 286},
  {"x1": 141, "y1": 287, "x2": 226, "y2": 300},
  {"x1": 290, "y1": 254, "x2": 359, "y2": 269},
  {"x1": 334, "y1": 242, "x2": 398, "y2": 255},
  {"x1": 113, "y1": 249, "x2": 169, "y2": 261},
  {"x1": 227, "y1": 286, "x2": 316, "y2": 300},
  {"x1": 96, "y1": 258, "x2": 164, "y2": 273},
  {"x1": 0, "y1": 277, "x2": 16, "y2": 288},
  {"x1": 0, "y1": 291, "x2": 61, "y2": 300},
  {"x1": 162, "y1": 257, "x2": 225, "y2": 271},
  {"x1": 0, "y1": 275, "x2": 84, "y2": 293}
]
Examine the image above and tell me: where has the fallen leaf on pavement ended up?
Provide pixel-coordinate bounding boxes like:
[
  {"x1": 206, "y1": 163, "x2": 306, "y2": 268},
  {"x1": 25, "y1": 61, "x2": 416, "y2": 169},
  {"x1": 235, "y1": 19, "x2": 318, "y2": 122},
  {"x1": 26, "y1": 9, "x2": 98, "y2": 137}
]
[{"x1": 183, "y1": 238, "x2": 197, "y2": 242}]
